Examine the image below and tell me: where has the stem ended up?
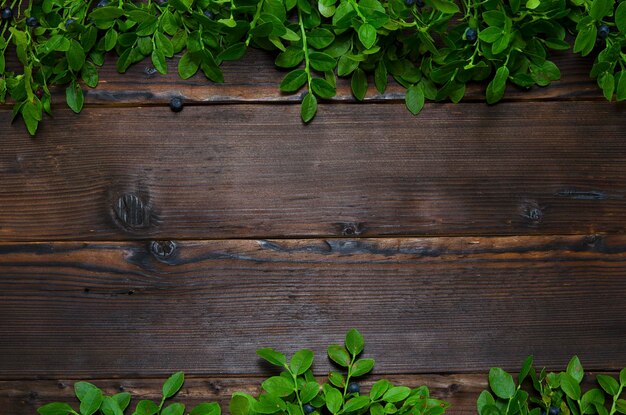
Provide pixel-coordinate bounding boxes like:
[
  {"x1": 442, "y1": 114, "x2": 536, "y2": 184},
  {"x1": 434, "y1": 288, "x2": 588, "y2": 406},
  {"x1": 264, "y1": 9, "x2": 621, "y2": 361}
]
[
  {"x1": 609, "y1": 385, "x2": 624, "y2": 415},
  {"x1": 245, "y1": 0, "x2": 265, "y2": 46},
  {"x1": 297, "y1": 7, "x2": 312, "y2": 93},
  {"x1": 342, "y1": 354, "x2": 357, "y2": 398}
]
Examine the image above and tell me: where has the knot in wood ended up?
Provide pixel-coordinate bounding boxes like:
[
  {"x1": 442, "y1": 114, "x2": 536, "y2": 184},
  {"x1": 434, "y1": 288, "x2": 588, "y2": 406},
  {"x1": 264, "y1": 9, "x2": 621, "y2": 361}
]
[
  {"x1": 339, "y1": 222, "x2": 364, "y2": 236},
  {"x1": 150, "y1": 240, "x2": 177, "y2": 259},
  {"x1": 114, "y1": 193, "x2": 149, "y2": 229}
]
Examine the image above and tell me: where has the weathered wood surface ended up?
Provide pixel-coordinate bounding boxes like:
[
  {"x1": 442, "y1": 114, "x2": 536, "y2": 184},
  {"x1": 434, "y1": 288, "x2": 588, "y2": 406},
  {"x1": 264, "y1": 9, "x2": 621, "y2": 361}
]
[
  {"x1": 0, "y1": 375, "x2": 484, "y2": 415},
  {"x1": 0, "y1": 373, "x2": 619, "y2": 415},
  {"x1": 1, "y1": 48, "x2": 599, "y2": 107},
  {"x1": 2, "y1": 102, "x2": 626, "y2": 240},
  {"x1": 1, "y1": 236, "x2": 626, "y2": 378}
]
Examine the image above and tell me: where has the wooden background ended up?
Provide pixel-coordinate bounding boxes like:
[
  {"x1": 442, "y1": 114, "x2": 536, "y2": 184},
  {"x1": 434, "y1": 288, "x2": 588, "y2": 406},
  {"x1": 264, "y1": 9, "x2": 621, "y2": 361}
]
[{"x1": 1, "y1": 48, "x2": 626, "y2": 414}]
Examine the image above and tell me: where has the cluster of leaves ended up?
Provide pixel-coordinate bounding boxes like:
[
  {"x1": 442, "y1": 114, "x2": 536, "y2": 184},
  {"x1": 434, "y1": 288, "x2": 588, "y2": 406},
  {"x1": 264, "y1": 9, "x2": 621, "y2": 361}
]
[
  {"x1": 37, "y1": 372, "x2": 221, "y2": 415},
  {"x1": 1, "y1": 0, "x2": 625, "y2": 134},
  {"x1": 229, "y1": 329, "x2": 449, "y2": 415},
  {"x1": 479, "y1": 356, "x2": 626, "y2": 415}
]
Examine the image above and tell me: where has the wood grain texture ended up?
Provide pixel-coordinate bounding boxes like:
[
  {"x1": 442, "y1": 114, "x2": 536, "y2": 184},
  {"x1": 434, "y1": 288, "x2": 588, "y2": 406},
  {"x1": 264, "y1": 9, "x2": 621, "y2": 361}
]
[
  {"x1": 1, "y1": 48, "x2": 600, "y2": 108},
  {"x1": 2, "y1": 102, "x2": 626, "y2": 240},
  {"x1": 0, "y1": 375, "x2": 485, "y2": 415},
  {"x1": 1, "y1": 236, "x2": 626, "y2": 378}
]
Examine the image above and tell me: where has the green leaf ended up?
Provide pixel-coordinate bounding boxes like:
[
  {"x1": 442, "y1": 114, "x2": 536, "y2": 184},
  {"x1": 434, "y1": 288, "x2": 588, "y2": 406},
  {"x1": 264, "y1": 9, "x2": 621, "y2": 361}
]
[
  {"x1": 37, "y1": 403, "x2": 75, "y2": 415},
  {"x1": 66, "y1": 81, "x2": 84, "y2": 114},
  {"x1": 351, "y1": 358, "x2": 375, "y2": 376},
  {"x1": 567, "y1": 356, "x2": 584, "y2": 383},
  {"x1": 113, "y1": 393, "x2": 131, "y2": 411},
  {"x1": 82, "y1": 62, "x2": 99, "y2": 88},
  {"x1": 343, "y1": 396, "x2": 370, "y2": 412},
  {"x1": 230, "y1": 394, "x2": 251, "y2": 415},
  {"x1": 104, "y1": 29, "x2": 118, "y2": 52},
  {"x1": 325, "y1": 386, "x2": 343, "y2": 414},
  {"x1": 280, "y1": 70, "x2": 308, "y2": 92},
  {"x1": 311, "y1": 78, "x2": 336, "y2": 98},
  {"x1": 262, "y1": 376, "x2": 295, "y2": 397},
  {"x1": 101, "y1": 396, "x2": 124, "y2": 415},
  {"x1": 345, "y1": 329, "x2": 364, "y2": 355},
  {"x1": 620, "y1": 368, "x2": 626, "y2": 386},
  {"x1": 309, "y1": 52, "x2": 336, "y2": 72},
  {"x1": 370, "y1": 403, "x2": 384, "y2": 415},
  {"x1": 275, "y1": 47, "x2": 305, "y2": 68},
  {"x1": 66, "y1": 39, "x2": 86, "y2": 71},
  {"x1": 597, "y1": 375, "x2": 619, "y2": 395},
  {"x1": 519, "y1": 356, "x2": 533, "y2": 384},
  {"x1": 307, "y1": 28, "x2": 335, "y2": 48},
  {"x1": 488, "y1": 367, "x2": 515, "y2": 399},
  {"x1": 351, "y1": 68, "x2": 368, "y2": 101},
  {"x1": 617, "y1": 71, "x2": 626, "y2": 101},
  {"x1": 190, "y1": 403, "x2": 221, "y2": 415},
  {"x1": 328, "y1": 345, "x2": 351, "y2": 367},
  {"x1": 162, "y1": 403, "x2": 185, "y2": 415},
  {"x1": 329, "y1": 372, "x2": 345, "y2": 388},
  {"x1": 590, "y1": 0, "x2": 613, "y2": 21},
  {"x1": 383, "y1": 386, "x2": 411, "y2": 403},
  {"x1": 89, "y1": 6, "x2": 124, "y2": 21},
  {"x1": 616, "y1": 2, "x2": 626, "y2": 33},
  {"x1": 75, "y1": 382, "x2": 100, "y2": 401},
  {"x1": 358, "y1": 24, "x2": 377, "y2": 49},
  {"x1": 255, "y1": 394, "x2": 286, "y2": 414},
  {"x1": 300, "y1": 382, "x2": 320, "y2": 403},
  {"x1": 80, "y1": 388, "x2": 104, "y2": 415},
  {"x1": 616, "y1": 400, "x2": 626, "y2": 414},
  {"x1": 132, "y1": 400, "x2": 160, "y2": 415},
  {"x1": 573, "y1": 26, "x2": 597, "y2": 56},
  {"x1": 257, "y1": 349, "x2": 287, "y2": 367},
  {"x1": 526, "y1": 0, "x2": 540, "y2": 9},
  {"x1": 486, "y1": 66, "x2": 509, "y2": 104},
  {"x1": 478, "y1": 27, "x2": 502, "y2": 43},
  {"x1": 178, "y1": 52, "x2": 200, "y2": 79},
  {"x1": 290, "y1": 349, "x2": 314, "y2": 375},
  {"x1": 370, "y1": 380, "x2": 390, "y2": 401},
  {"x1": 162, "y1": 372, "x2": 185, "y2": 399},
  {"x1": 405, "y1": 84, "x2": 425, "y2": 115},
  {"x1": 427, "y1": 0, "x2": 459, "y2": 13},
  {"x1": 561, "y1": 373, "x2": 582, "y2": 400},
  {"x1": 301, "y1": 92, "x2": 318, "y2": 123},
  {"x1": 152, "y1": 49, "x2": 168, "y2": 75},
  {"x1": 477, "y1": 391, "x2": 496, "y2": 415},
  {"x1": 218, "y1": 43, "x2": 247, "y2": 61},
  {"x1": 374, "y1": 61, "x2": 387, "y2": 94},
  {"x1": 581, "y1": 389, "x2": 605, "y2": 414},
  {"x1": 155, "y1": 32, "x2": 174, "y2": 57}
]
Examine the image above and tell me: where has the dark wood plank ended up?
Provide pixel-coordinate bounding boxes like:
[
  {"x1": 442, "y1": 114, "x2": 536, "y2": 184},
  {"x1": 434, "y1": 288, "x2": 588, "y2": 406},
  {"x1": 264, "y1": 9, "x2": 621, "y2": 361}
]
[
  {"x1": 0, "y1": 375, "x2": 485, "y2": 415},
  {"x1": 1, "y1": 48, "x2": 600, "y2": 108},
  {"x1": 1, "y1": 102, "x2": 626, "y2": 240},
  {"x1": 1, "y1": 236, "x2": 626, "y2": 378}
]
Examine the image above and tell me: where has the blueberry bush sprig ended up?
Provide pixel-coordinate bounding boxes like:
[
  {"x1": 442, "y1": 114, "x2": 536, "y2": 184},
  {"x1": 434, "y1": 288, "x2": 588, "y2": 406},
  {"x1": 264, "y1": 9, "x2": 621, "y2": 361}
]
[
  {"x1": 479, "y1": 356, "x2": 626, "y2": 415},
  {"x1": 36, "y1": 372, "x2": 221, "y2": 415},
  {"x1": 229, "y1": 329, "x2": 450, "y2": 415},
  {"x1": 2, "y1": 0, "x2": 626, "y2": 134}
]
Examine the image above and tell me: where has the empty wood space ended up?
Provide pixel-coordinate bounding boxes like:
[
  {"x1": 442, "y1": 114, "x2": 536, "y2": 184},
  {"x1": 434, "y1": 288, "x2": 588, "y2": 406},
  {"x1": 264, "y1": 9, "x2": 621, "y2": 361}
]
[{"x1": 1, "y1": 47, "x2": 625, "y2": 415}]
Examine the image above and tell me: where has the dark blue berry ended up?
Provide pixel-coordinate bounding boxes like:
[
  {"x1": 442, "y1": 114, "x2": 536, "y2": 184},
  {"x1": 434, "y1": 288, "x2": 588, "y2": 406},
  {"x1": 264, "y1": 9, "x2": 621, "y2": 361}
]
[
  {"x1": 465, "y1": 28, "x2": 477, "y2": 42},
  {"x1": 96, "y1": 0, "x2": 109, "y2": 7},
  {"x1": 303, "y1": 404, "x2": 314, "y2": 414},
  {"x1": 347, "y1": 383, "x2": 360, "y2": 394},
  {"x1": 203, "y1": 10, "x2": 214, "y2": 19},
  {"x1": 598, "y1": 24, "x2": 610, "y2": 39},
  {"x1": 416, "y1": 0, "x2": 425, "y2": 7},
  {"x1": 65, "y1": 18, "x2": 75, "y2": 27},
  {"x1": 549, "y1": 407, "x2": 560, "y2": 415},
  {"x1": 405, "y1": 0, "x2": 416, "y2": 5},
  {"x1": 169, "y1": 97, "x2": 184, "y2": 112},
  {"x1": 35, "y1": 88, "x2": 44, "y2": 99},
  {"x1": 1, "y1": 6, "x2": 12, "y2": 20},
  {"x1": 26, "y1": 16, "x2": 38, "y2": 27}
]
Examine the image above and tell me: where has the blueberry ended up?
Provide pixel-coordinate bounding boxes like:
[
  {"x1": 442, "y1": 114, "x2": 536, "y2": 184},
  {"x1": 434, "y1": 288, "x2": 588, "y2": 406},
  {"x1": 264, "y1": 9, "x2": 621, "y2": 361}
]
[
  {"x1": 96, "y1": 0, "x2": 109, "y2": 7},
  {"x1": 416, "y1": 0, "x2": 425, "y2": 7},
  {"x1": 65, "y1": 18, "x2": 75, "y2": 27},
  {"x1": 35, "y1": 89, "x2": 44, "y2": 99},
  {"x1": 405, "y1": 0, "x2": 416, "y2": 5},
  {"x1": 303, "y1": 404, "x2": 314, "y2": 414},
  {"x1": 203, "y1": 10, "x2": 214, "y2": 19},
  {"x1": 26, "y1": 16, "x2": 38, "y2": 27},
  {"x1": 347, "y1": 383, "x2": 360, "y2": 394},
  {"x1": 465, "y1": 27, "x2": 477, "y2": 42},
  {"x1": 169, "y1": 97, "x2": 184, "y2": 112},
  {"x1": 598, "y1": 24, "x2": 610, "y2": 39},
  {"x1": 156, "y1": 0, "x2": 167, "y2": 4},
  {"x1": 549, "y1": 407, "x2": 560, "y2": 415},
  {"x1": 1, "y1": 6, "x2": 12, "y2": 20}
]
